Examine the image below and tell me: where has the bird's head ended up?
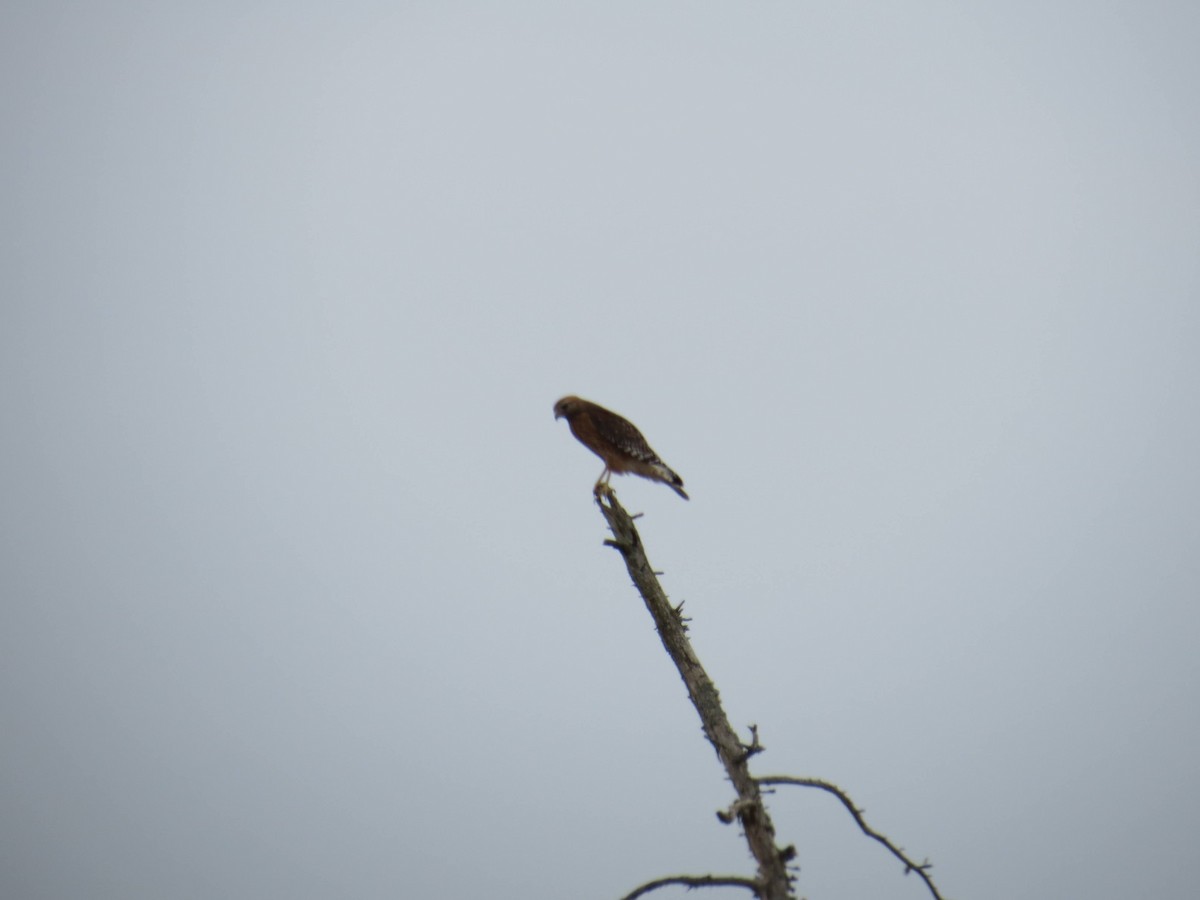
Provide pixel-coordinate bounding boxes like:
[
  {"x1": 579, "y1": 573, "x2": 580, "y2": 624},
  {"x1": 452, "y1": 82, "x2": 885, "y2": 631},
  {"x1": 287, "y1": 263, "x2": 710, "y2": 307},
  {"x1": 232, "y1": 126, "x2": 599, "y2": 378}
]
[{"x1": 553, "y1": 396, "x2": 582, "y2": 420}]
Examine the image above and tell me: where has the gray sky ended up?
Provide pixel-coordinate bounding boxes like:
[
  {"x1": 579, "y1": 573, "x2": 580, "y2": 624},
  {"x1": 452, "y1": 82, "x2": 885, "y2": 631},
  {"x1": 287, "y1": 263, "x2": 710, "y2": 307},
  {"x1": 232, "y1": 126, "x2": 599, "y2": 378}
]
[{"x1": 3, "y1": 3, "x2": 1198, "y2": 898}]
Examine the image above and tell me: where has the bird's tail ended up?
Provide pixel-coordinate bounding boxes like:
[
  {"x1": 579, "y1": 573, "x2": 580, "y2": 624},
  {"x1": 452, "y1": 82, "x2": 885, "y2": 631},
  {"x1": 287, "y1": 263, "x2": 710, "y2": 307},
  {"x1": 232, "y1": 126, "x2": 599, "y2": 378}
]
[{"x1": 654, "y1": 463, "x2": 689, "y2": 500}]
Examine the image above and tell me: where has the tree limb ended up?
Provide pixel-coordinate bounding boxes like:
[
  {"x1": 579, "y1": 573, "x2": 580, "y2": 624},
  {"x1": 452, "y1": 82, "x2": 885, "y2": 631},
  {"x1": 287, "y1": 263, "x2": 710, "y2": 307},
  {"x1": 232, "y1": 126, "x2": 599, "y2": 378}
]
[
  {"x1": 619, "y1": 874, "x2": 761, "y2": 900},
  {"x1": 596, "y1": 490, "x2": 795, "y2": 900},
  {"x1": 757, "y1": 776, "x2": 945, "y2": 900}
]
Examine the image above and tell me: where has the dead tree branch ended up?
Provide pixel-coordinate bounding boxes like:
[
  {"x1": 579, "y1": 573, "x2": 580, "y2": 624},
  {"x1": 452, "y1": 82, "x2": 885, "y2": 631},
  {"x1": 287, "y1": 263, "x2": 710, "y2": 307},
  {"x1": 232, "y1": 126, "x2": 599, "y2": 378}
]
[
  {"x1": 619, "y1": 874, "x2": 762, "y2": 900},
  {"x1": 596, "y1": 490, "x2": 795, "y2": 900},
  {"x1": 757, "y1": 776, "x2": 945, "y2": 900}
]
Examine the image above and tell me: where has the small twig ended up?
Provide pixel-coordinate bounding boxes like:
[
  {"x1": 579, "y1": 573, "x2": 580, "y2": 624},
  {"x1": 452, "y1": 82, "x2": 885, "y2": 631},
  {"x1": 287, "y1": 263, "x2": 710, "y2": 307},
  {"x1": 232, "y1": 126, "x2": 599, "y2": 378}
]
[
  {"x1": 620, "y1": 873, "x2": 761, "y2": 900},
  {"x1": 757, "y1": 776, "x2": 945, "y2": 900},
  {"x1": 736, "y1": 724, "x2": 764, "y2": 764},
  {"x1": 717, "y1": 797, "x2": 756, "y2": 825}
]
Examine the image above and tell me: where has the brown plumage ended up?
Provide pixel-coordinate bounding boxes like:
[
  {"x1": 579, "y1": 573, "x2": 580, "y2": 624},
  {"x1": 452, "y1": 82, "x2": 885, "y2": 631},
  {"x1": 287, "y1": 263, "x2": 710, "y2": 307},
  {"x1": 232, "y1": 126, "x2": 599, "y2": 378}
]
[{"x1": 554, "y1": 395, "x2": 688, "y2": 500}]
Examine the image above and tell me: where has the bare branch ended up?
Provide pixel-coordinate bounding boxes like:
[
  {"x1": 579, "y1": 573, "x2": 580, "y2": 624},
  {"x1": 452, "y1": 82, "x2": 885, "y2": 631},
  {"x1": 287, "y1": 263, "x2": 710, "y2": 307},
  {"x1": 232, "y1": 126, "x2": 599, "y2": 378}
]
[
  {"x1": 596, "y1": 491, "x2": 795, "y2": 900},
  {"x1": 593, "y1": 489, "x2": 944, "y2": 900},
  {"x1": 620, "y1": 874, "x2": 761, "y2": 900},
  {"x1": 757, "y1": 776, "x2": 946, "y2": 900}
]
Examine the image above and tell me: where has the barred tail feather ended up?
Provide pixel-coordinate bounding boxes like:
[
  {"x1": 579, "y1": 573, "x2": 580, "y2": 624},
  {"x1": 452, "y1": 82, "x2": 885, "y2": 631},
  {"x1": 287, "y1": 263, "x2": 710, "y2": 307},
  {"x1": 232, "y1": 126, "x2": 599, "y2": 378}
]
[{"x1": 653, "y1": 462, "x2": 689, "y2": 500}]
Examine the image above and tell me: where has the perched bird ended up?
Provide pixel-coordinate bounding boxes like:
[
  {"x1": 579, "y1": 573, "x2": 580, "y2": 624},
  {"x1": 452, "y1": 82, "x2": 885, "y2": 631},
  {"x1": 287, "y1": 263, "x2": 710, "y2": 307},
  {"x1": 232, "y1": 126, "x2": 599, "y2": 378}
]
[{"x1": 554, "y1": 395, "x2": 688, "y2": 500}]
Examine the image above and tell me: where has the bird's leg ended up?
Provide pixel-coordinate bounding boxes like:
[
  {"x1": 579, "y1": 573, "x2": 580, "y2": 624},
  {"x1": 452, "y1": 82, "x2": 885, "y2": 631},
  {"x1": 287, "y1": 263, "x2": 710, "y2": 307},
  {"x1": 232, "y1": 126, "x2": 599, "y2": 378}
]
[{"x1": 593, "y1": 467, "x2": 615, "y2": 498}]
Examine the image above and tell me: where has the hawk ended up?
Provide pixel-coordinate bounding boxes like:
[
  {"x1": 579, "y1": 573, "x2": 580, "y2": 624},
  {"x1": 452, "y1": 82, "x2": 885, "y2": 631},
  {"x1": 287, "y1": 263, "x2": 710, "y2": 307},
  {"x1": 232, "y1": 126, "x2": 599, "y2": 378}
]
[{"x1": 554, "y1": 395, "x2": 689, "y2": 500}]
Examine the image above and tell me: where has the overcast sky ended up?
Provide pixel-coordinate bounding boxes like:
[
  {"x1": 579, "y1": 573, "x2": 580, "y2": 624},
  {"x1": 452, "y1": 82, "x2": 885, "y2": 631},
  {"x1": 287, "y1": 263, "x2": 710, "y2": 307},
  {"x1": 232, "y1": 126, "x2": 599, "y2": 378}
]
[{"x1": 3, "y1": 3, "x2": 1198, "y2": 899}]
